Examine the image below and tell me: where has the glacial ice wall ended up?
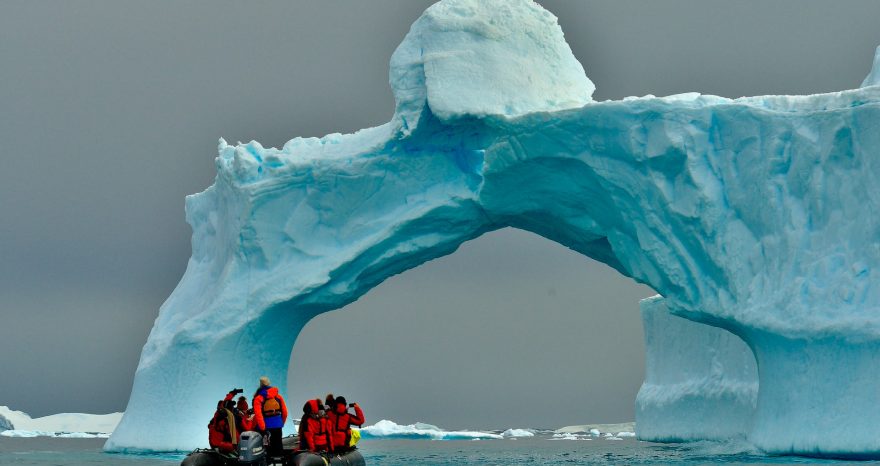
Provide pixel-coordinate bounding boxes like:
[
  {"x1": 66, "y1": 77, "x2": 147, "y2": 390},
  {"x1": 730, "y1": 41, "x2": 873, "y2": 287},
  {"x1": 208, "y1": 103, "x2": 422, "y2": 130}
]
[
  {"x1": 107, "y1": 0, "x2": 880, "y2": 456},
  {"x1": 636, "y1": 296, "x2": 757, "y2": 442}
]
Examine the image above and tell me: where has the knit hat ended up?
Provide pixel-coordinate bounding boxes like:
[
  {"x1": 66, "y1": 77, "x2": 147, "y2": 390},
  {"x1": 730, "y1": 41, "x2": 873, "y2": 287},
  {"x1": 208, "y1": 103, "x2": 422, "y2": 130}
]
[{"x1": 259, "y1": 376, "x2": 271, "y2": 387}]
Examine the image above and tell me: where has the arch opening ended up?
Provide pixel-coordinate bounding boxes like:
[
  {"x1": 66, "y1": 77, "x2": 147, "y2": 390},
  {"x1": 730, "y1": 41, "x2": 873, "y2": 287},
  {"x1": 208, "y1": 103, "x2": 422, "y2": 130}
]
[{"x1": 287, "y1": 228, "x2": 655, "y2": 431}]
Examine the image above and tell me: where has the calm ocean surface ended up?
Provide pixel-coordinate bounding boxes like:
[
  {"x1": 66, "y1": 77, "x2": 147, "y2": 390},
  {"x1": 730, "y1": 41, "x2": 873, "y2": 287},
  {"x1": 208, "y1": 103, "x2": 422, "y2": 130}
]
[{"x1": 1, "y1": 435, "x2": 874, "y2": 465}]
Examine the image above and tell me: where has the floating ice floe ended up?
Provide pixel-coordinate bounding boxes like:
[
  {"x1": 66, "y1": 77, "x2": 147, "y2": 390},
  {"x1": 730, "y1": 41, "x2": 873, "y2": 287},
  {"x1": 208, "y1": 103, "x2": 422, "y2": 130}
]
[
  {"x1": 551, "y1": 423, "x2": 636, "y2": 441},
  {"x1": 550, "y1": 432, "x2": 595, "y2": 441},
  {"x1": 359, "y1": 420, "x2": 503, "y2": 440}
]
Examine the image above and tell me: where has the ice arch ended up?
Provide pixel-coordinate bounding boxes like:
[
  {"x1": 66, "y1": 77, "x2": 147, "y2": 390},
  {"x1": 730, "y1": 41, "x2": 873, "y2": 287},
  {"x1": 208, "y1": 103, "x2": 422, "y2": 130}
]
[{"x1": 108, "y1": 0, "x2": 880, "y2": 456}]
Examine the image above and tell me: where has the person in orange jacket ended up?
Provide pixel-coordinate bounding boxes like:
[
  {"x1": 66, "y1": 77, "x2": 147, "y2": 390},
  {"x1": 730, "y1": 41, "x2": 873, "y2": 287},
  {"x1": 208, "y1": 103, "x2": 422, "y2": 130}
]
[
  {"x1": 328, "y1": 396, "x2": 364, "y2": 452},
  {"x1": 208, "y1": 400, "x2": 237, "y2": 453},
  {"x1": 252, "y1": 376, "x2": 288, "y2": 457},
  {"x1": 299, "y1": 399, "x2": 334, "y2": 453}
]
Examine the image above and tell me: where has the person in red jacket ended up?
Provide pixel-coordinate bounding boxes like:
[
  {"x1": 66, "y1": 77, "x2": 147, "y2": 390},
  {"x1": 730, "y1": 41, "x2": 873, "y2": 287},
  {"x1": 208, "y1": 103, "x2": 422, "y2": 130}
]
[
  {"x1": 218, "y1": 388, "x2": 248, "y2": 441},
  {"x1": 324, "y1": 393, "x2": 335, "y2": 411},
  {"x1": 299, "y1": 399, "x2": 334, "y2": 453},
  {"x1": 328, "y1": 396, "x2": 364, "y2": 452},
  {"x1": 208, "y1": 400, "x2": 238, "y2": 454},
  {"x1": 252, "y1": 376, "x2": 288, "y2": 457},
  {"x1": 236, "y1": 396, "x2": 256, "y2": 433}
]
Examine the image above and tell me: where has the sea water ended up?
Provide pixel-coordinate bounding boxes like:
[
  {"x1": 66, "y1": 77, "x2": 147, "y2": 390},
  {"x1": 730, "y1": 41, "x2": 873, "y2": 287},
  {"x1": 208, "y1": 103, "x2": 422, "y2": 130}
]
[{"x1": 1, "y1": 435, "x2": 875, "y2": 465}]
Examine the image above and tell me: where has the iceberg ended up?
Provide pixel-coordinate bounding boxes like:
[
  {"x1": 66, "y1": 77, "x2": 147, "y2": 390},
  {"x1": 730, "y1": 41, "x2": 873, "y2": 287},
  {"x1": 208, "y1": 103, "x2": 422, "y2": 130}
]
[
  {"x1": 107, "y1": 0, "x2": 880, "y2": 457},
  {"x1": 552, "y1": 423, "x2": 635, "y2": 442},
  {"x1": 555, "y1": 422, "x2": 635, "y2": 437},
  {"x1": 636, "y1": 296, "x2": 757, "y2": 442},
  {"x1": 1, "y1": 430, "x2": 111, "y2": 439},
  {"x1": 550, "y1": 432, "x2": 592, "y2": 441},
  {"x1": 0, "y1": 406, "x2": 121, "y2": 437},
  {"x1": 500, "y1": 428, "x2": 535, "y2": 438},
  {"x1": 359, "y1": 420, "x2": 502, "y2": 440}
]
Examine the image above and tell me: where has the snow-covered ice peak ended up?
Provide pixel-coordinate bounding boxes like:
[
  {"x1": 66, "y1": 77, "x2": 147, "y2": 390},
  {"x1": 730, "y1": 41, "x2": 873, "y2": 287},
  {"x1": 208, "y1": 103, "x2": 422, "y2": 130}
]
[
  {"x1": 107, "y1": 0, "x2": 880, "y2": 457},
  {"x1": 390, "y1": 0, "x2": 594, "y2": 133},
  {"x1": 862, "y1": 46, "x2": 880, "y2": 88}
]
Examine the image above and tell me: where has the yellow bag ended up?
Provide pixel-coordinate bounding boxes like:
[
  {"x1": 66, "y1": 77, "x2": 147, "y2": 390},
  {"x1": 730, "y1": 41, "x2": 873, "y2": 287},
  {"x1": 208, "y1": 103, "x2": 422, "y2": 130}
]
[
  {"x1": 262, "y1": 397, "x2": 281, "y2": 416},
  {"x1": 349, "y1": 428, "x2": 361, "y2": 447}
]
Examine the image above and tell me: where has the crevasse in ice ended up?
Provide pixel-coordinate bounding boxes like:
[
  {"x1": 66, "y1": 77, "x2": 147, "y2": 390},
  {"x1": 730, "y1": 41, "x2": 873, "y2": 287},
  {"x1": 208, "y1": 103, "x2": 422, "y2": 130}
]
[{"x1": 106, "y1": 0, "x2": 880, "y2": 456}]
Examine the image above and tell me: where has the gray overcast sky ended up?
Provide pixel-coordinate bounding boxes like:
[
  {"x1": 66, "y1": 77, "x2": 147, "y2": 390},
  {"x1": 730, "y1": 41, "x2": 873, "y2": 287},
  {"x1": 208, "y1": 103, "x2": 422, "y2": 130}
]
[{"x1": 1, "y1": 1, "x2": 879, "y2": 430}]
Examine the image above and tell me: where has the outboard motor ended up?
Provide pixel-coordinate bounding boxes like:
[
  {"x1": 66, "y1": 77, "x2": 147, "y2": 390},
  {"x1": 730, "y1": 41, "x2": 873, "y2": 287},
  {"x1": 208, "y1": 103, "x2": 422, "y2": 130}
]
[{"x1": 238, "y1": 431, "x2": 267, "y2": 465}]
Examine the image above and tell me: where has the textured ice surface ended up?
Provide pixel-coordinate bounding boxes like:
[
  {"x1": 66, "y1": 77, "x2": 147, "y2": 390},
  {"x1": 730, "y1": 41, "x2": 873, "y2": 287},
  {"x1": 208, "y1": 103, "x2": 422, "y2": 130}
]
[
  {"x1": 390, "y1": 0, "x2": 594, "y2": 133},
  {"x1": 636, "y1": 296, "x2": 757, "y2": 442},
  {"x1": 107, "y1": 0, "x2": 880, "y2": 456}
]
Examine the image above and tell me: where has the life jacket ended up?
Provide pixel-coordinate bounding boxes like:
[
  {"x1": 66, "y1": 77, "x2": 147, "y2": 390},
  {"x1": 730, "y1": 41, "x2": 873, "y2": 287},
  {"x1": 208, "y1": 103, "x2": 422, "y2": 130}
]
[
  {"x1": 262, "y1": 397, "x2": 282, "y2": 417},
  {"x1": 254, "y1": 386, "x2": 287, "y2": 430}
]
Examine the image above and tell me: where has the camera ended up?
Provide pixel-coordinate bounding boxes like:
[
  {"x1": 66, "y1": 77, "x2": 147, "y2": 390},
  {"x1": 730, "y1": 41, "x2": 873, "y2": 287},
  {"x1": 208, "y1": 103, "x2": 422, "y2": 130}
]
[{"x1": 348, "y1": 403, "x2": 356, "y2": 407}]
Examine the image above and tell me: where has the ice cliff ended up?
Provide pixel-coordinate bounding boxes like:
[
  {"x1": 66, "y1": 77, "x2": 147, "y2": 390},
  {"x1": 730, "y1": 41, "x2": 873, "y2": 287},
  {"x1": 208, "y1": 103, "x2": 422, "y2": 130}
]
[
  {"x1": 636, "y1": 296, "x2": 757, "y2": 442},
  {"x1": 107, "y1": 0, "x2": 880, "y2": 457}
]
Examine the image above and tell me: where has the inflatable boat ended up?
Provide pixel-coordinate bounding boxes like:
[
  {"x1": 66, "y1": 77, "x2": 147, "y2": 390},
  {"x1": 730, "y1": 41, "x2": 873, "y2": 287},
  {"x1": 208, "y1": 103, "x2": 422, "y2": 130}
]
[{"x1": 180, "y1": 431, "x2": 365, "y2": 466}]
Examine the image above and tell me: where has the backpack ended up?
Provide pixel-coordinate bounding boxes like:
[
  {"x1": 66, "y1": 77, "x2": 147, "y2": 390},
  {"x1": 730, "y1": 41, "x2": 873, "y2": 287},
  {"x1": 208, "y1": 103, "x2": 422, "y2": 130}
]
[{"x1": 262, "y1": 397, "x2": 282, "y2": 417}]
